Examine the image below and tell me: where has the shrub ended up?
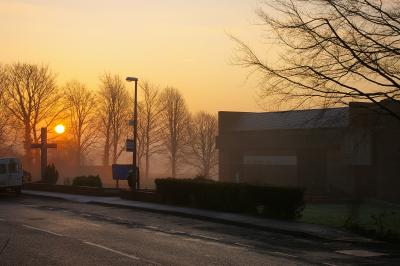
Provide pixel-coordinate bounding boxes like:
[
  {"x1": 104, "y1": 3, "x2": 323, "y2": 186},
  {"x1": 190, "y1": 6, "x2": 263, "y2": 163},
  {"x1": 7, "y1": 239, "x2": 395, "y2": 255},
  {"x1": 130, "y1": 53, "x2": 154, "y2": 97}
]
[
  {"x1": 23, "y1": 170, "x2": 32, "y2": 183},
  {"x1": 72, "y1": 175, "x2": 102, "y2": 188},
  {"x1": 63, "y1": 177, "x2": 71, "y2": 185},
  {"x1": 42, "y1": 164, "x2": 59, "y2": 184},
  {"x1": 155, "y1": 178, "x2": 305, "y2": 220}
]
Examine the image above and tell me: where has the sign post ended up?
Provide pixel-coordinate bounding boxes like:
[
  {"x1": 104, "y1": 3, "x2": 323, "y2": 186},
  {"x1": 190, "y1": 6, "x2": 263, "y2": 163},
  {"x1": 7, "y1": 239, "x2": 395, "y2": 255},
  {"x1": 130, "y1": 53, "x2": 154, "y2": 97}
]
[{"x1": 126, "y1": 76, "x2": 140, "y2": 190}]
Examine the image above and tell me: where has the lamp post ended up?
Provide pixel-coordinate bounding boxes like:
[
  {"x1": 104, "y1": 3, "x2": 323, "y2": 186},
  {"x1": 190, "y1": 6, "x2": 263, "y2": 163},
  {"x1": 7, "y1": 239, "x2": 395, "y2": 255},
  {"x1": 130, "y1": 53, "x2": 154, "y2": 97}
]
[{"x1": 126, "y1": 76, "x2": 139, "y2": 189}]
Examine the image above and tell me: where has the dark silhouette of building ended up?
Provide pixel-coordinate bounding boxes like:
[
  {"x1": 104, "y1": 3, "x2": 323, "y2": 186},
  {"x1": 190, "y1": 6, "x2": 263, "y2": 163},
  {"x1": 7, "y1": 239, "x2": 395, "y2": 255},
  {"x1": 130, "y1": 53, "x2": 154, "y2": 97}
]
[{"x1": 217, "y1": 100, "x2": 400, "y2": 202}]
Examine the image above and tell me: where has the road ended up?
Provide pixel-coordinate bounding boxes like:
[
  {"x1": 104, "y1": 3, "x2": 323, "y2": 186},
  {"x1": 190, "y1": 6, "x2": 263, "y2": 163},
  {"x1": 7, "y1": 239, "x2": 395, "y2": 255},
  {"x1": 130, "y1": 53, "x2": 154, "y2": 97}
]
[{"x1": 0, "y1": 194, "x2": 399, "y2": 266}]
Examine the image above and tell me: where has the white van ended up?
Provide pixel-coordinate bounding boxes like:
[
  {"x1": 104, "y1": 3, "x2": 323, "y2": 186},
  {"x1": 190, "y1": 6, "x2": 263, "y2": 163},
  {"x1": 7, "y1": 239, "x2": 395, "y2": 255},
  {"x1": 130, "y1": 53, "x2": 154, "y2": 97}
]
[{"x1": 0, "y1": 157, "x2": 23, "y2": 195}]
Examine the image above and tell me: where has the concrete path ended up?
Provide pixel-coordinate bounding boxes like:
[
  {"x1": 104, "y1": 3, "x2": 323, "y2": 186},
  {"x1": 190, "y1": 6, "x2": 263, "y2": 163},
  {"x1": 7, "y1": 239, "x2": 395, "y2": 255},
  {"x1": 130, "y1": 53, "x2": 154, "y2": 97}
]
[{"x1": 22, "y1": 189, "x2": 372, "y2": 243}]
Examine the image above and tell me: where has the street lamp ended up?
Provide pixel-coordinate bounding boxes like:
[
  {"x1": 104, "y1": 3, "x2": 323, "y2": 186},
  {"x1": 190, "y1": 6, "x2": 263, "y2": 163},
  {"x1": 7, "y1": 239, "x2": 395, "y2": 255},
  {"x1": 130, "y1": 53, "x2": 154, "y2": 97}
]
[{"x1": 126, "y1": 76, "x2": 139, "y2": 190}]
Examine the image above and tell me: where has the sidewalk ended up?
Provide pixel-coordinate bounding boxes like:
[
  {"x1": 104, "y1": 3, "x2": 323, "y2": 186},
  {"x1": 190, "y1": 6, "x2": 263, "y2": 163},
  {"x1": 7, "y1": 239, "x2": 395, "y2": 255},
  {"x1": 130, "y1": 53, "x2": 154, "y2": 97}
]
[{"x1": 22, "y1": 189, "x2": 372, "y2": 243}]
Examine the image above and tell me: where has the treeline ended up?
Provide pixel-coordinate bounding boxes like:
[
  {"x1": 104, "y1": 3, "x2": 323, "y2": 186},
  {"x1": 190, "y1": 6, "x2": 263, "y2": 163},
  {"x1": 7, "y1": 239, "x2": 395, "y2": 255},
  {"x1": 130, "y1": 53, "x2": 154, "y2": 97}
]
[{"x1": 0, "y1": 63, "x2": 218, "y2": 178}]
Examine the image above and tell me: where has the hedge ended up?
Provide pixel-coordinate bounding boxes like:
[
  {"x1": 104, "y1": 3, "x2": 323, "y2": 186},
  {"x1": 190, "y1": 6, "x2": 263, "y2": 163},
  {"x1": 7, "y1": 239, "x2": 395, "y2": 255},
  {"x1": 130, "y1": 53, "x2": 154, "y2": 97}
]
[
  {"x1": 72, "y1": 175, "x2": 102, "y2": 188},
  {"x1": 155, "y1": 178, "x2": 305, "y2": 219}
]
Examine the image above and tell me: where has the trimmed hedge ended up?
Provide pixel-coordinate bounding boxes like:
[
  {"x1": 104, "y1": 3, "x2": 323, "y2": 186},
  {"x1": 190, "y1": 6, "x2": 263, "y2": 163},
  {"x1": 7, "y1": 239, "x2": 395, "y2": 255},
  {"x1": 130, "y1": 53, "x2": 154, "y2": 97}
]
[
  {"x1": 155, "y1": 178, "x2": 305, "y2": 219},
  {"x1": 72, "y1": 175, "x2": 102, "y2": 188}
]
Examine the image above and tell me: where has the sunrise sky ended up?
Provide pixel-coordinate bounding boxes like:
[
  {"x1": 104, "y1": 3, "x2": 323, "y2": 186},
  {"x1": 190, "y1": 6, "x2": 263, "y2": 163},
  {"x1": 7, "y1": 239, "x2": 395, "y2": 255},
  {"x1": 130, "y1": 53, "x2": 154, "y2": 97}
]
[{"x1": 0, "y1": 0, "x2": 268, "y2": 113}]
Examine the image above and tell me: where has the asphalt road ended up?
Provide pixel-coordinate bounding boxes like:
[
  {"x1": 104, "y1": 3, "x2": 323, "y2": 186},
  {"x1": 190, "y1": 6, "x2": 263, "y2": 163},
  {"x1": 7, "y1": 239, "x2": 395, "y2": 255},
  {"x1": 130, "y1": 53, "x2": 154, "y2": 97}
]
[{"x1": 0, "y1": 194, "x2": 399, "y2": 266}]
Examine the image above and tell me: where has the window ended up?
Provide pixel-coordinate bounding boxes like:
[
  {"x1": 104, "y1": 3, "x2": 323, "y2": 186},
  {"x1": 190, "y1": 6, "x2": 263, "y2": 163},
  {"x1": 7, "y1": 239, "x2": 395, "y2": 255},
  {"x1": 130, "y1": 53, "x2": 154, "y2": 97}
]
[
  {"x1": 0, "y1": 164, "x2": 6, "y2": 174},
  {"x1": 8, "y1": 162, "x2": 17, "y2": 173}
]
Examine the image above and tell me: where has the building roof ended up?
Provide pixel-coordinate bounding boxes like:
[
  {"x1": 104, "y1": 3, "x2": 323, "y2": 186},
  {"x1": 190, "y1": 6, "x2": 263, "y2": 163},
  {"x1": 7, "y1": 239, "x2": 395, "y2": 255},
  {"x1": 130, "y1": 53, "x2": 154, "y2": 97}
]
[{"x1": 222, "y1": 107, "x2": 349, "y2": 132}]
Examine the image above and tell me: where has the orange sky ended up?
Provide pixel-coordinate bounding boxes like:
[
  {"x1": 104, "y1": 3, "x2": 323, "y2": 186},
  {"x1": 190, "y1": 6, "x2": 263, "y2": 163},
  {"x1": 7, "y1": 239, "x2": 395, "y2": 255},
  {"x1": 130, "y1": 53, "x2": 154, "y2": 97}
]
[{"x1": 0, "y1": 0, "x2": 269, "y2": 114}]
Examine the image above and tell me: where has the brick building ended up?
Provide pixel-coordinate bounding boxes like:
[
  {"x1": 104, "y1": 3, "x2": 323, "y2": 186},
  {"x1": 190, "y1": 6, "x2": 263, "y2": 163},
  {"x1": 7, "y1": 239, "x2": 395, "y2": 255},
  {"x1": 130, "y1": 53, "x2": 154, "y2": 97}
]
[{"x1": 217, "y1": 100, "x2": 400, "y2": 202}]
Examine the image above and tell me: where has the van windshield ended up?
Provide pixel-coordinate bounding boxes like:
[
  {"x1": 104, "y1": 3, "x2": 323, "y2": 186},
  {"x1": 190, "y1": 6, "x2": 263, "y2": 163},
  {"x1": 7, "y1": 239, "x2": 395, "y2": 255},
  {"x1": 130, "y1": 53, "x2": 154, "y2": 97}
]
[{"x1": 8, "y1": 162, "x2": 17, "y2": 173}]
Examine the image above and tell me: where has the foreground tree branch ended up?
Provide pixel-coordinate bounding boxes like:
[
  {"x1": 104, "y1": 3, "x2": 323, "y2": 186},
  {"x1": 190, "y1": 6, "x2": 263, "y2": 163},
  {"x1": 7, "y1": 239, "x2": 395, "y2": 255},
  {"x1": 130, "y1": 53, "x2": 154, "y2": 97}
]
[{"x1": 235, "y1": 0, "x2": 400, "y2": 120}]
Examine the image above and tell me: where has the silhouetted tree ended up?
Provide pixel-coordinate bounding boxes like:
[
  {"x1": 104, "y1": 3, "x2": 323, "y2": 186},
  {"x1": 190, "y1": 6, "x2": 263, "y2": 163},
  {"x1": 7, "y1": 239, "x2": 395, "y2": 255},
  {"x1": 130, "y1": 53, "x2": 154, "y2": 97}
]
[
  {"x1": 159, "y1": 87, "x2": 190, "y2": 177},
  {"x1": 64, "y1": 80, "x2": 98, "y2": 166},
  {"x1": 234, "y1": 0, "x2": 400, "y2": 119},
  {"x1": 138, "y1": 81, "x2": 163, "y2": 179},
  {"x1": 0, "y1": 65, "x2": 16, "y2": 154},
  {"x1": 97, "y1": 73, "x2": 131, "y2": 165},
  {"x1": 187, "y1": 111, "x2": 218, "y2": 178},
  {"x1": 2, "y1": 63, "x2": 63, "y2": 168}
]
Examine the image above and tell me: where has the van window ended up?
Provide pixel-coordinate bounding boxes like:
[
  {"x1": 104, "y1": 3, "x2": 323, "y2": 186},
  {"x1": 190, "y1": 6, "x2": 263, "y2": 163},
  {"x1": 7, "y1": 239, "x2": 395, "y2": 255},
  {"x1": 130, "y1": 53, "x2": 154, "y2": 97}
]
[
  {"x1": 8, "y1": 162, "x2": 17, "y2": 173},
  {"x1": 0, "y1": 164, "x2": 6, "y2": 174}
]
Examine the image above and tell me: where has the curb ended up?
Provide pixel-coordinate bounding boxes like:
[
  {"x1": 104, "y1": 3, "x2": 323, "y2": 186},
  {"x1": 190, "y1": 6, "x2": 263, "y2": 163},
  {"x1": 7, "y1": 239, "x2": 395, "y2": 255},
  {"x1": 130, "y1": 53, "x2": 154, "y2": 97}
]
[
  {"x1": 89, "y1": 201, "x2": 323, "y2": 241},
  {"x1": 22, "y1": 190, "x2": 371, "y2": 243}
]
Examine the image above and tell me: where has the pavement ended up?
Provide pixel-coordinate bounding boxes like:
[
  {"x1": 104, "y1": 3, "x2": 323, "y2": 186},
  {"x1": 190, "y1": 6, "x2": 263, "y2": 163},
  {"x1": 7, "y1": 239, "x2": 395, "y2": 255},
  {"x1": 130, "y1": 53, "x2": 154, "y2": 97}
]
[{"x1": 22, "y1": 189, "x2": 373, "y2": 243}]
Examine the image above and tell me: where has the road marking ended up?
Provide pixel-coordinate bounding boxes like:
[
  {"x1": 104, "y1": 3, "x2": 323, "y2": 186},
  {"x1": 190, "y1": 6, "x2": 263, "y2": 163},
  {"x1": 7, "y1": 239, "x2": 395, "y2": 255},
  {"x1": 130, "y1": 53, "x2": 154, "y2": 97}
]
[
  {"x1": 22, "y1": 224, "x2": 63, "y2": 237},
  {"x1": 336, "y1": 249, "x2": 387, "y2": 257},
  {"x1": 183, "y1": 237, "x2": 202, "y2": 242},
  {"x1": 83, "y1": 241, "x2": 139, "y2": 260},
  {"x1": 169, "y1": 230, "x2": 185, "y2": 234},
  {"x1": 323, "y1": 263, "x2": 339, "y2": 266},
  {"x1": 83, "y1": 241, "x2": 161, "y2": 265},
  {"x1": 190, "y1": 233, "x2": 221, "y2": 241},
  {"x1": 271, "y1": 251, "x2": 298, "y2": 258},
  {"x1": 154, "y1": 232, "x2": 171, "y2": 237},
  {"x1": 234, "y1": 242, "x2": 254, "y2": 248},
  {"x1": 78, "y1": 221, "x2": 102, "y2": 227},
  {"x1": 145, "y1": 225, "x2": 159, "y2": 230}
]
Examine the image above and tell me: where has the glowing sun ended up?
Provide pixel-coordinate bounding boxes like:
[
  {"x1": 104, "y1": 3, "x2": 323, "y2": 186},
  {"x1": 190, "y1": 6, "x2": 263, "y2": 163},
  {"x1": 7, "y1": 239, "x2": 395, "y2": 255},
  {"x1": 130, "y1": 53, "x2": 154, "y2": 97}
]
[{"x1": 55, "y1": 124, "x2": 65, "y2": 134}]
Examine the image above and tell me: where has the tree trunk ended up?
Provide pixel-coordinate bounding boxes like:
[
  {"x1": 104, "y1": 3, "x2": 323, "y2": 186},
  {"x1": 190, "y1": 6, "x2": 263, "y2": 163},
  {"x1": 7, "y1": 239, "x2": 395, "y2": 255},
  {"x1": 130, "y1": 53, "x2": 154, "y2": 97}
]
[
  {"x1": 102, "y1": 132, "x2": 110, "y2": 166},
  {"x1": 171, "y1": 156, "x2": 176, "y2": 178},
  {"x1": 23, "y1": 123, "x2": 32, "y2": 171},
  {"x1": 145, "y1": 139, "x2": 150, "y2": 179},
  {"x1": 112, "y1": 138, "x2": 117, "y2": 164}
]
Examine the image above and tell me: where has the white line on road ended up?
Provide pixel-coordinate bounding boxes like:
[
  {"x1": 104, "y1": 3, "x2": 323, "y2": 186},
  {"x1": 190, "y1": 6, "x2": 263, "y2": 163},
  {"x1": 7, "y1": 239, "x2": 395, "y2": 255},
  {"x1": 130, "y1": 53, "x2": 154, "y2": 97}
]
[
  {"x1": 169, "y1": 230, "x2": 186, "y2": 234},
  {"x1": 83, "y1": 241, "x2": 139, "y2": 260},
  {"x1": 82, "y1": 241, "x2": 161, "y2": 265},
  {"x1": 190, "y1": 234, "x2": 221, "y2": 241},
  {"x1": 234, "y1": 242, "x2": 254, "y2": 248},
  {"x1": 145, "y1": 225, "x2": 159, "y2": 230},
  {"x1": 22, "y1": 224, "x2": 63, "y2": 237},
  {"x1": 271, "y1": 251, "x2": 298, "y2": 258}
]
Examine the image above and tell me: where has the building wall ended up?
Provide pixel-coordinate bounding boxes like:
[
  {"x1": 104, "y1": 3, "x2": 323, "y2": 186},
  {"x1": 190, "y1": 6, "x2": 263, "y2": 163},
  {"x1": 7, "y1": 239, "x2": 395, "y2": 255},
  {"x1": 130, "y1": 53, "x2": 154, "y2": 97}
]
[
  {"x1": 218, "y1": 101, "x2": 400, "y2": 202},
  {"x1": 217, "y1": 128, "x2": 346, "y2": 194},
  {"x1": 375, "y1": 129, "x2": 400, "y2": 202}
]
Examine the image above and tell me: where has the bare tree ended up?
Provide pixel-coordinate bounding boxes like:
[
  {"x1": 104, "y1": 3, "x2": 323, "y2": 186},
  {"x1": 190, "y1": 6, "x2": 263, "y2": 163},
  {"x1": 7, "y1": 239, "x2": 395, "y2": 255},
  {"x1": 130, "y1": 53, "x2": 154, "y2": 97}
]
[
  {"x1": 2, "y1": 63, "x2": 63, "y2": 168},
  {"x1": 98, "y1": 73, "x2": 131, "y2": 165},
  {"x1": 138, "y1": 81, "x2": 163, "y2": 179},
  {"x1": 159, "y1": 87, "x2": 190, "y2": 177},
  {"x1": 234, "y1": 0, "x2": 400, "y2": 119},
  {"x1": 187, "y1": 111, "x2": 218, "y2": 178},
  {"x1": 0, "y1": 66, "x2": 16, "y2": 155},
  {"x1": 136, "y1": 102, "x2": 146, "y2": 171},
  {"x1": 64, "y1": 80, "x2": 98, "y2": 166}
]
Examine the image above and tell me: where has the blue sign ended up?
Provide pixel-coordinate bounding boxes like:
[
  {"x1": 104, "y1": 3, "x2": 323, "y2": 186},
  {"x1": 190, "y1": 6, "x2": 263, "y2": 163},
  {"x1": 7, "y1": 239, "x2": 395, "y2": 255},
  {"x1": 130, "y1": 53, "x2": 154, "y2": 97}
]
[{"x1": 112, "y1": 164, "x2": 133, "y2": 180}]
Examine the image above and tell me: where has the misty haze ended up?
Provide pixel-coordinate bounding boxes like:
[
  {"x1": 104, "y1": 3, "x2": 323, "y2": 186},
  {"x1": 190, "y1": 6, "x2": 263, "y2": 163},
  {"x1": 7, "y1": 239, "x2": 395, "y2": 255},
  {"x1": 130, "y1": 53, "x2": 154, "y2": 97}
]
[{"x1": 0, "y1": 1, "x2": 399, "y2": 265}]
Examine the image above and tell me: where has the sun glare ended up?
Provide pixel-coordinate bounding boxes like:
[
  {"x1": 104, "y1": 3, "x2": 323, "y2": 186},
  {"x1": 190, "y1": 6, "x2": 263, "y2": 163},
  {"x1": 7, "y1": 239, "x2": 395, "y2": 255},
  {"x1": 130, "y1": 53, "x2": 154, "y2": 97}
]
[{"x1": 55, "y1": 124, "x2": 65, "y2": 134}]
